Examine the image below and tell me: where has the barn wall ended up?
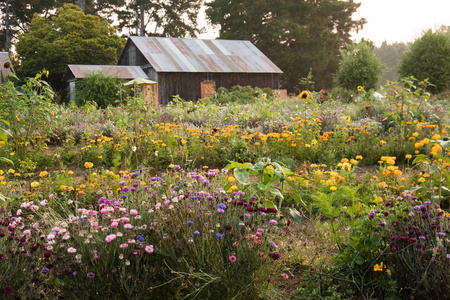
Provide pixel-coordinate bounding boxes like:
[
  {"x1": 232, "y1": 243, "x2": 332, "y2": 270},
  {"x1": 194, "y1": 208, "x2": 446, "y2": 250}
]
[
  {"x1": 156, "y1": 72, "x2": 279, "y2": 105},
  {"x1": 118, "y1": 43, "x2": 147, "y2": 67}
]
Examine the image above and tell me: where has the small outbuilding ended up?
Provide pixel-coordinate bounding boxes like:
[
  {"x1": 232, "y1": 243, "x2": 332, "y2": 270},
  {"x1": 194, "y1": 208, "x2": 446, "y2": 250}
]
[
  {"x1": 117, "y1": 36, "x2": 283, "y2": 105},
  {"x1": 65, "y1": 65, "x2": 148, "y2": 102}
]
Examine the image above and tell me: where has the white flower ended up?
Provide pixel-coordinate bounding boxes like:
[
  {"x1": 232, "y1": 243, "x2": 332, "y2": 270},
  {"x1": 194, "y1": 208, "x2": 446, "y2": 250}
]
[
  {"x1": 132, "y1": 146, "x2": 137, "y2": 152},
  {"x1": 154, "y1": 151, "x2": 158, "y2": 156}
]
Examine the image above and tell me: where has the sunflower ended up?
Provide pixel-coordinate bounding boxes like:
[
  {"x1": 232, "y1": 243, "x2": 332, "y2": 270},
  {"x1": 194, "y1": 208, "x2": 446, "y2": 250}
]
[
  {"x1": 357, "y1": 86, "x2": 363, "y2": 92},
  {"x1": 299, "y1": 90, "x2": 309, "y2": 101}
]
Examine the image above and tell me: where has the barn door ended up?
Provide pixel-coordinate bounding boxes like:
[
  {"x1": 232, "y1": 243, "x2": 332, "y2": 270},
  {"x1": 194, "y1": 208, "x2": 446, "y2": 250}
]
[{"x1": 201, "y1": 81, "x2": 216, "y2": 99}]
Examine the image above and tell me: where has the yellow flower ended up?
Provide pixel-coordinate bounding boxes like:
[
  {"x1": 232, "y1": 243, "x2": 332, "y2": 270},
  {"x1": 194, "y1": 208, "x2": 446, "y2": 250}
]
[
  {"x1": 60, "y1": 185, "x2": 67, "y2": 190},
  {"x1": 84, "y1": 162, "x2": 94, "y2": 169},
  {"x1": 227, "y1": 176, "x2": 236, "y2": 183},
  {"x1": 0, "y1": 170, "x2": 3, "y2": 175},
  {"x1": 432, "y1": 134, "x2": 441, "y2": 140},
  {"x1": 418, "y1": 177, "x2": 426, "y2": 183},
  {"x1": 380, "y1": 140, "x2": 386, "y2": 145},
  {"x1": 39, "y1": 171, "x2": 48, "y2": 178},
  {"x1": 299, "y1": 90, "x2": 309, "y2": 101},
  {"x1": 374, "y1": 263, "x2": 383, "y2": 272},
  {"x1": 169, "y1": 164, "x2": 174, "y2": 168},
  {"x1": 412, "y1": 132, "x2": 419, "y2": 137},
  {"x1": 330, "y1": 186, "x2": 337, "y2": 191},
  {"x1": 68, "y1": 171, "x2": 74, "y2": 175},
  {"x1": 355, "y1": 155, "x2": 363, "y2": 160},
  {"x1": 10, "y1": 152, "x2": 14, "y2": 156},
  {"x1": 375, "y1": 197, "x2": 383, "y2": 202},
  {"x1": 378, "y1": 182, "x2": 388, "y2": 188},
  {"x1": 30, "y1": 181, "x2": 40, "y2": 188},
  {"x1": 405, "y1": 154, "x2": 412, "y2": 159},
  {"x1": 7, "y1": 169, "x2": 15, "y2": 174}
]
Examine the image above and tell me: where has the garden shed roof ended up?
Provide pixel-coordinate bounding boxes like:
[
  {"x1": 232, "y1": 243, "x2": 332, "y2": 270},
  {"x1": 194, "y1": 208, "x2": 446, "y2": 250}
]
[
  {"x1": 125, "y1": 36, "x2": 283, "y2": 74},
  {"x1": 67, "y1": 65, "x2": 148, "y2": 79}
]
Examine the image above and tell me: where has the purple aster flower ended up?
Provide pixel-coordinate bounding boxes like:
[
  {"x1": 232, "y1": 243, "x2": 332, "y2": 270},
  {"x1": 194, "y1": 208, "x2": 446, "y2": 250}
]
[
  {"x1": 87, "y1": 272, "x2": 95, "y2": 278},
  {"x1": 368, "y1": 210, "x2": 374, "y2": 220},
  {"x1": 244, "y1": 213, "x2": 251, "y2": 218},
  {"x1": 438, "y1": 232, "x2": 446, "y2": 237},
  {"x1": 119, "y1": 181, "x2": 126, "y2": 186},
  {"x1": 42, "y1": 268, "x2": 49, "y2": 274},
  {"x1": 187, "y1": 221, "x2": 194, "y2": 226},
  {"x1": 194, "y1": 231, "x2": 200, "y2": 236}
]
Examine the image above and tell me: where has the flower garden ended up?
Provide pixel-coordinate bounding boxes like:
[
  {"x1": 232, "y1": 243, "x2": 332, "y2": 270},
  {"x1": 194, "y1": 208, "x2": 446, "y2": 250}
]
[{"x1": 0, "y1": 75, "x2": 449, "y2": 299}]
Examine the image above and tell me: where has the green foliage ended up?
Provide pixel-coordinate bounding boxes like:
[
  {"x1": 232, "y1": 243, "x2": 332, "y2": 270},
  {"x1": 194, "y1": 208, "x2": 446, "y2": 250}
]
[
  {"x1": 399, "y1": 27, "x2": 450, "y2": 94},
  {"x1": 15, "y1": 4, "x2": 125, "y2": 92},
  {"x1": 75, "y1": 71, "x2": 126, "y2": 108},
  {"x1": 206, "y1": 0, "x2": 366, "y2": 92},
  {"x1": 210, "y1": 85, "x2": 274, "y2": 105},
  {"x1": 334, "y1": 41, "x2": 384, "y2": 91},
  {"x1": 0, "y1": 71, "x2": 56, "y2": 160}
]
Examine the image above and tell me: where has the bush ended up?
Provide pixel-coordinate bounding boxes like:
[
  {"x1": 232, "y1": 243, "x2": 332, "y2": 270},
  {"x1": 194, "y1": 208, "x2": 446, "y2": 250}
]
[
  {"x1": 75, "y1": 72, "x2": 126, "y2": 108},
  {"x1": 334, "y1": 41, "x2": 384, "y2": 91},
  {"x1": 399, "y1": 27, "x2": 450, "y2": 94}
]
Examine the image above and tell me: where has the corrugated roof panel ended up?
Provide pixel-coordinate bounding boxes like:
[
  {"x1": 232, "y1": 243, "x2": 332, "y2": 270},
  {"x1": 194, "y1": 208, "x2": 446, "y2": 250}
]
[
  {"x1": 129, "y1": 36, "x2": 282, "y2": 74},
  {"x1": 68, "y1": 65, "x2": 148, "y2": 79}
]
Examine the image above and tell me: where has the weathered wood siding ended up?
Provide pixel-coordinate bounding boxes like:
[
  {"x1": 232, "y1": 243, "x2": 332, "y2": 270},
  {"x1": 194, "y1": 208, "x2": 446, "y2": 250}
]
[{"x1": 156, "y1": 72, "x2": 279, "y2": 105}]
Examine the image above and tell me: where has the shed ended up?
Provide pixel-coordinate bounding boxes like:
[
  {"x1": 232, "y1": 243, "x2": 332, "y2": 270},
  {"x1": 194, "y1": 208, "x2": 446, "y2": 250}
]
[
  {"x1": 65, "y1": 65, "x2": 148, "y2": 102},
  {"x1": 117, "y1": 36, "x2": 282, "y2": 105},
  {"x1": 0, "y1": 52, "x2": 13, "y2": 83}
]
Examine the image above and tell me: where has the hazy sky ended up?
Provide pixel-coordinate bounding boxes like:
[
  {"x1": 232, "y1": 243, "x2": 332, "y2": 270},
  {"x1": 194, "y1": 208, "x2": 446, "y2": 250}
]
[
  {"x1": 199, "y1": 0, "x2": 450, "y2": 46},
  {"x1": 349, "y1": 0, "x2": 449, "y2": 45}
]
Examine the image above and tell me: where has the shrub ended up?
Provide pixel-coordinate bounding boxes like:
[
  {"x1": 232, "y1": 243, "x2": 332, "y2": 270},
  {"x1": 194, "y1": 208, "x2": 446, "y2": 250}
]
[
  {"x1": 334, "y1": 41, "x2": 384, "y2": 91},
  {"x1": 399, "y1": 27, "x2": 450, "y2": 94},
  {"x1": 75, "y1": 71, "x2": 126, "y2": 108}
]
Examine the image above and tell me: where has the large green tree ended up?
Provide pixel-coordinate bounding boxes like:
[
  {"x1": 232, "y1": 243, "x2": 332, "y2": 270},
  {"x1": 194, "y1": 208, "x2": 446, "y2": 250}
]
[
  {"x1": 399, "y1": 28, "x2": 450, "y2": 94},
  {"x1": 206, "y1": 0, "x2": 366, "y2": 92},
  {"x1": 334, "y1": 41, "x2": 383, "y2": 91},
  {"x1": 15, "y1": 3, "x2": 125, "y2": 92}
]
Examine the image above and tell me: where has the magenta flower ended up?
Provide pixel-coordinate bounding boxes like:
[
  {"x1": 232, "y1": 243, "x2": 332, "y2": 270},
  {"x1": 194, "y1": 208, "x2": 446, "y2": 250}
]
[
  {"x1": 105, "y1": 234, "x2": 116, "y2": 242},
  {"x1": 87, "y1": 272, "x2": 95, "y2": 278},
  {"x1": 269, "y1": 220, "x2": 277, "y2": 225},
  {"x1": 229, "y1": 256, "x2": 237, "y2": 263},
  {"x1": 145, "y1": 245, "x2": 154, "y2": 253}
]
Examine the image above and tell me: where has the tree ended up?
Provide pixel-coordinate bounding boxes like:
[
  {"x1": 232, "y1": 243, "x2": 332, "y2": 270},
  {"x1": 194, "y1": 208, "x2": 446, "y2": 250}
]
[
  {"x1": 15, "y1": 4, "x2": 125, "y2": 93},
  {"x1": 399, "y1": 28, "x2": 450, "y2": 94},
  {"x1": 334, "y1": 41, "x2": 383, "y2": 91},
  {"x1": 375, "y1": 41, "x2": 409, "y2": 86},
  {"x1": 206, "y1": 0, "x2": 366, "y2": 92},
  {"x1": 114, "y1": 0, "x2": 202, "y2": 37}
]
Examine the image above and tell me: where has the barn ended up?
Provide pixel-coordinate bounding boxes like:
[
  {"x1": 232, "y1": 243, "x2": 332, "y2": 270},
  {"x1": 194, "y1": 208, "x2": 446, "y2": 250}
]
[{"x1": 117, "y1": 36, "x2": 282, "y2": 105}]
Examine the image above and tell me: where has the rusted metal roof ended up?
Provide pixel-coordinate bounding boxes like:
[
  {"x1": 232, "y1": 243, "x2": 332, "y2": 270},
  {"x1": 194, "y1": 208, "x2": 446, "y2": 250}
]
[
  {"x1": 67, "y1": 65, "x2": 148, "y2": 79},
  {"x1": 130, "y1": 36, "x2": 283, "y2": 74}
]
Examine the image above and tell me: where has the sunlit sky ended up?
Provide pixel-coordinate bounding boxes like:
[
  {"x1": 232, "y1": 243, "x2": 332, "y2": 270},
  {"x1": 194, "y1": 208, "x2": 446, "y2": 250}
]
[
  {"x1": 351, "y1": 0, "x2": 450, "y2": 46},
  {"x1": 198, "y1": 0, "x2": 450, "y2": 46}
]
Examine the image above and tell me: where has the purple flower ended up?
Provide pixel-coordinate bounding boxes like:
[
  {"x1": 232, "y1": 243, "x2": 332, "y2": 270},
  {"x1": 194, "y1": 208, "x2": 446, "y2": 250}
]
[
  {"x1": 419, "y1": 236, "x2": 426, "y2": 240},
  {"x1": 42, "y1": 268, "x2": 49, "y2": 274},
  {"x1": 270, "y1": 252, "x2": 281, "y2": 260},
  {"x1": 3, "y1": 286, "x2": 12, "y2": 294},
  {"x1": 137, "y1": 235, "x2": 144, "y2": 242},
  {"x1": 122, "y1": 186, "x2": 130, "y2": 192},
  {"x1": 44, "y1": 252, "x2": 51, "y2": 258},
  {"x1": 439, "y1": 232, "x2": 446, "y2": 237},
  {"x1": 269, "y1": 219, "x2": 278, "y2": 225},
  {"x1": 368, "y1": 210, "x2": 374, "y2": 220},
  {"x1": 87, "y1": 272, "x2": 95, "y2": 278},
  {"x1": 215, "y1": 233, "x2": 222, "y2": 239},
  {"x1": 187, "y1": 221, "x2": 193, "y2": 226},
  {"x1": 194, "y1": 231, "x2": 200, "y2": 236},
  {"x1": 244, "y1": 213, "x2": 251, "y2": 218},
  {"x1": 119, "y1": 181, "x2": 126, "y2": 186}
]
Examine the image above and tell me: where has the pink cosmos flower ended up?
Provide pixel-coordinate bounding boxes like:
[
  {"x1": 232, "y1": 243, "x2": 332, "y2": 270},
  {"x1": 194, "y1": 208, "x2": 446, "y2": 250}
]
[
  {"x1": 23, "y1": 229, "x2": 31, "y2": 235},
  {"x1": 121, "y1": 217, "x2": 130, "y2": 223},
  {"x1": 105, "y1": 234, "x2": 116, "y2": 242},
  {"x1": 111, "y1": 221, "x2": 119, "y2": 227},
  {"x1": 281, "y1": 273, "x2": 289, "y2": 279},
  {"x1": 130, "y1": 209, "x2": 138, "y2": 215},
  {"x1": 145, "y1": 245, "x2": 154, "y2": 253},
  {"x1": 124, "y1": 224, "x2": 134, "y2": 229},
  {"x1": 229, "y1": 256, "x2": 237, "y2": 263},
  {"x1": 67, "y1": 247, "x2": 77, "y2": 253}
]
